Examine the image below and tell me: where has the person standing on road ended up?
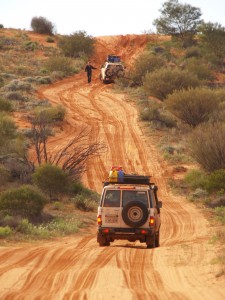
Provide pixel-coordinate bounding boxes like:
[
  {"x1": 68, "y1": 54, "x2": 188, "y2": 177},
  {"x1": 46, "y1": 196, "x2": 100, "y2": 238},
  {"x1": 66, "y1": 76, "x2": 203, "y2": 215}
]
[{"x1": 85, "y1": 61, "x2": 97, "y2": 83}]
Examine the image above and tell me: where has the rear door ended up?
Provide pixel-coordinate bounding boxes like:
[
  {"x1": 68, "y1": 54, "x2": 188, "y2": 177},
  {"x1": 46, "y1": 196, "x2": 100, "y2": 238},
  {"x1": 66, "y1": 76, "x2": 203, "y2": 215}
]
[
  {"x1": 121, "y1": 189, "x2": 149, "y2": 228},
  {"x1": 102, "y1": 189, "x2": 122, "y2": 228}
]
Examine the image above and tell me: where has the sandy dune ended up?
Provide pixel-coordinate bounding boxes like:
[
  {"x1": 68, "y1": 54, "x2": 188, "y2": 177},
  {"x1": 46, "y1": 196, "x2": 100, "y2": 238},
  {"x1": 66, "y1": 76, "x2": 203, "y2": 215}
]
[{"x1": 0, "y1": 35, "x2": 224, "y2": 300}]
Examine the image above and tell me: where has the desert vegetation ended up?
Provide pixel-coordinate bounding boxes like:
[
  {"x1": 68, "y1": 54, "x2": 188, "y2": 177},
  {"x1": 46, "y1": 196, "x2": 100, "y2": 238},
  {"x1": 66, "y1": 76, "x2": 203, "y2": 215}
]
[
  {"x1": 0, "y1": 24, "x2": 98, "y2": 241},
  {"x1": 115, "y1": 0, "x2": 225, "y2": 262}
]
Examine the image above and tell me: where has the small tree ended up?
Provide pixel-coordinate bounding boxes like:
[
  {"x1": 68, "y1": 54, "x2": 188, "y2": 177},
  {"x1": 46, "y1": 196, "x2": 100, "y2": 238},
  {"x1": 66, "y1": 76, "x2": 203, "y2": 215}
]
[
  {"x1": 31, "y1": 16, "x2": 55, "y2": 35},
  {"x1": 199, "y1": 22, "x2": 225, "y2": 62},
  {"x1": 153, "y1": 0, "x2": 202, "y2": 46},
  {"x1": 166, "y1": 87, "x2": 220, "y2": 127},
  {"x1": 27, "y1": 106, "x2": 65, "y2": 165},
  {"x1": 189, "y1": 122, "x2": 225, "y2": 172},
  {"x1": 58, "y1": 31, "x2": 94, "y2": 58},
  {"x1": 49, "y1": 126, "x2": 106, "y2": 180},
  {"x1": 32, "y1": 164, "x2": 69, "y2": 199},
  {"x1": 143, "y1": 68, "x2": 200, "y2": 100}
]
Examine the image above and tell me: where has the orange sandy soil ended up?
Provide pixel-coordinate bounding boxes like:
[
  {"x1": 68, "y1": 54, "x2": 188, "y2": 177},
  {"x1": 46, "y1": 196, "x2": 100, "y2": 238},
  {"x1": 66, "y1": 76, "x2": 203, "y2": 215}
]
[{"x1": 0, "y1": 33, "x2": 224, "y2": 300}]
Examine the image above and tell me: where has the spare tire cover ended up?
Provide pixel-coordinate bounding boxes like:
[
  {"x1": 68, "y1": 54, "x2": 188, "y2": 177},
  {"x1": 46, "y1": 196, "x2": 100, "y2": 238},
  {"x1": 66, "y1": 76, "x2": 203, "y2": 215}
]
[
  {"x1": 122, "y1": 201, "x2": 148, "y2": 227},
  {"x1": 116, "y1": 69, "x2": 125, "y2": 77}
]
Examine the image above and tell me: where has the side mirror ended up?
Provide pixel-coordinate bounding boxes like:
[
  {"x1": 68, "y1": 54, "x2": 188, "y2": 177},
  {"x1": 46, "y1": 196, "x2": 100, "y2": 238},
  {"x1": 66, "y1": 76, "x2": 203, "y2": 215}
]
[{"x1": 156, "y1": 201, "x2": 162, "y2": 209}]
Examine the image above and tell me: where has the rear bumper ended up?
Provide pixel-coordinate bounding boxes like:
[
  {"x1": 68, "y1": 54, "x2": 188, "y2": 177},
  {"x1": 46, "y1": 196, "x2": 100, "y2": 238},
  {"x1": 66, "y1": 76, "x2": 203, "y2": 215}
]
[{"x1": 98, "y1": 227, "x2": 155, "y2": 242}]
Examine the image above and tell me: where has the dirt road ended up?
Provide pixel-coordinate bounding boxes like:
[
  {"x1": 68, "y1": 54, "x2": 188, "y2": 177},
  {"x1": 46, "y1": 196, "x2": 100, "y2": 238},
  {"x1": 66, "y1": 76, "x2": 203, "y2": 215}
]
[{"x1": 0, "y1": 35, "x2": 224, "y2": 300}]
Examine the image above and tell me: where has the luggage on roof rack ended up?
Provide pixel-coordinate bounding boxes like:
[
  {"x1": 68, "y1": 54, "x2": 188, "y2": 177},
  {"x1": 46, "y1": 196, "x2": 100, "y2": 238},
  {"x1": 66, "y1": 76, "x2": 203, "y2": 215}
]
[
  {"x1": 103, "y1": 174, "x2": 151, "y2": 186},
  {"x1": 107, "y1": 55, "x2": 121, "y2": 63}
]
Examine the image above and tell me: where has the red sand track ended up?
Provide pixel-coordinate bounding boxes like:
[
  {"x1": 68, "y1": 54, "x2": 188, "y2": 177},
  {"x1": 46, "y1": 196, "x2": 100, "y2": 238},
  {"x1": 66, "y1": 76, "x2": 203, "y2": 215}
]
[{"x1": 0, "y1": 35, "x2": 224, "y2": 300}]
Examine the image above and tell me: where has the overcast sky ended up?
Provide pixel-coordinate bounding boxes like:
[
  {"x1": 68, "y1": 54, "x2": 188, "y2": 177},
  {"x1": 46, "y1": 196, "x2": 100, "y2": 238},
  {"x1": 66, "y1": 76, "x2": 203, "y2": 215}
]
[{"x1": 1, "y1": 0, "x2": 225, "y2": 37}]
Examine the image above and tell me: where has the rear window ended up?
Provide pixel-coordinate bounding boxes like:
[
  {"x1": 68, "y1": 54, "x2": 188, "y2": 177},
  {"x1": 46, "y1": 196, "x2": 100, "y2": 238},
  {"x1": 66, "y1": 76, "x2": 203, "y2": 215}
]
[
  {"x1": 103, "y1": 190, "x2": 120, "y2": 207},
  {"x1": 122, "y1": 190, "x2": 148, "y2": 207}
]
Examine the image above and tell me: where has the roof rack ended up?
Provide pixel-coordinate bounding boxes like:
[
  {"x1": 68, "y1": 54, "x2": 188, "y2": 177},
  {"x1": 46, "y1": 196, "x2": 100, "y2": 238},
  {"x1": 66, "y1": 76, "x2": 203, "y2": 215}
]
[{"x1": 103, "y1": 174, "x2": 152, "y2": 186}]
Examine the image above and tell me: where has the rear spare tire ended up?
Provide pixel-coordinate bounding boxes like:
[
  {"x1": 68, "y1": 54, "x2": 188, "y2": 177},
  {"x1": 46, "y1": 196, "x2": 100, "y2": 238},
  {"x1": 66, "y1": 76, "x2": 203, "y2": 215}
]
[
  {"x1": 105, "y1": 68, "x2": 113, "y2": 77},
  {"x1": 122, "y1": 201, "x2": 148, "y2": 227}
]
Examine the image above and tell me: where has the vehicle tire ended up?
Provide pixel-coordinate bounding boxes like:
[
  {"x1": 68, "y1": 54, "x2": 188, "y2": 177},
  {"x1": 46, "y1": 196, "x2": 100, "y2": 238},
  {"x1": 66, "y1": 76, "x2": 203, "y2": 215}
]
[
  {"x1": 105, "y1": 69, "x2": 113, "y2": 77},
  {"x1": 155, "y1": 231, "x2": 160, "y2": 247},
  {"x1": 116, "y1": 69, "x2": 125, "y2": 78},
  {"x1": 146, "y1": 234, "x2": 155, "y2": 249},
  {"x1": 122, "y1": 201, "x2": 148, "y2": 227},
  {"x1": 97, "y1": 233, "x2": 108, "y2": 247}
]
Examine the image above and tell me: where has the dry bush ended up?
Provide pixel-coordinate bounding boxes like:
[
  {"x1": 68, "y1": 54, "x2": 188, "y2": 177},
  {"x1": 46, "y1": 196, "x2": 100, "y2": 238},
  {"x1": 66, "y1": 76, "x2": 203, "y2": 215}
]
[
  {"x1": 45, "y1": 56, "x2": 75, "y2": 76},
  {"x1": 143, "y1": 68, "x2": 201, "y2": 100},
  {"x1": 189, "y1": 122, "x2": 225, "y2": 171},
  {"x1": 3, "y1": 80, "x2": 33, "y2": 92},
  {"x1": 0, "y1": 98, "x2": 13, "y2": 111},
  {"x1": 166, "y1": 87, "x2": 220, "y2": 127},
  {"x1": 184, "y1": 57, "x2": 214, "y2": 81},
  {"x1": 185, "y1": 46, "x2": 202, "y2": 58}
]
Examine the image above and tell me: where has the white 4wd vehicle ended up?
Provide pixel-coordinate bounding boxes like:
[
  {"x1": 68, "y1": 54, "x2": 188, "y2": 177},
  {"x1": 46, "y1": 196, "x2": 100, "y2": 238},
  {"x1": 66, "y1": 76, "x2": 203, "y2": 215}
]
[
  {"x1": 97, "y1": 175, "x2": 162, "y2": 248},
  {"x1": 100, "y1": 55, "x2": 125, "y2": 83}
]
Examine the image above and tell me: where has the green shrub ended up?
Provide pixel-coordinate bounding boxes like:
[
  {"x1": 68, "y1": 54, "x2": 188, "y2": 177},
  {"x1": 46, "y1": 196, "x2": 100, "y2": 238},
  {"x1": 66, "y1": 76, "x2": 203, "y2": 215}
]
[
  {"x1": 0, "y1": 226, "x2": 12, "y2": 237},
  {"x1": 32, "y1": 105, "x2": 66, "y2": 124},
  {"x1": 143, "y1": 68, "x2": 201, "y2": 100},
  {"x1": 189, "y1": 122, "x2": 225, "y2": 172},
  {"x1": 58, "y1": 31, "x2": 94, "y2": 58},
  {"x1": 3, "y1": 80, "x2": 33, "y2": 92},
  {"x1": 73, "y1": 194, "x2": 97, "y2": 212},
  {"x1": 0, "y1": 165, "x2": 10, "y2": 185},
  {"x1": 0, "y1": 185, "x2": 47, "y2": 218},
  {"x1": 140, "y1": 106, "x2": 176, "y2": 128},
  {"x1": 36, "y1": 76, "x2": 52, "y2": 84},
  {"x1": 46, "y1": 36, "x2": 55, "y2": 43},
  {"x1": 0, "y1": 113, "x2": 17, "y2": 149},
  {"x1": 0, "y1": 98, "x2": 13, "y2": 112},
  {"x1": 0, "y1": 214, "x2": 22, "y2": 228},
  {"x1": 166, "y1": 88, "x2": 220, "y2": 127},
  {"x1": 130, "y1": 52, "x2": 165, "y2": 85},
  {"x1": 184, "y1": 58, "x2": 214, "y2": 81},
  {"x1": 52, "y1": 201, "x2": 64, "y2": 210},
  {"x1": 16, "y1": 218, "x2": 33, "y2": 234},
  {"x1": 184, "y1": 169, "x2": 208, "y2": 189},
  {"x1": 23, "y1": 41, "x2": 38, "y2": 51},
  {"x1": 205, "y1": 196, "x2": 225, "y2": 208},
  {"x1": 214, "y1": 207, "x2": 225, "y2": 224},
  {"x1": 185, "y1": 46, "x2": 202, "y2": 58},
  {"x1": 31, "y1": 16, "x2": 55, "y2": 35},
  {"x1": 0, "y1": 76, "x2": 4, "y2": 88},
  {"x1": 32, "y1": 164, "x2": 69, "y2": 199},
  {"x1": 0, "y1": 24, "x2": 4, "y2": 29},
  {"x1": 191, "y1": 188, "x2": 208, "y2": 199},
  {"x1": 5, "y1": 91, "x2": 25, "y2": 101},
  {"x1": 45, "y1": 56, "x2": 75, "y2": 75},
  {"x1": 205, "y1": 170, "x2": 225, "y2": 194},
  {"x1": 69, "y1": 181, "x2": 86, "y2": 194}
]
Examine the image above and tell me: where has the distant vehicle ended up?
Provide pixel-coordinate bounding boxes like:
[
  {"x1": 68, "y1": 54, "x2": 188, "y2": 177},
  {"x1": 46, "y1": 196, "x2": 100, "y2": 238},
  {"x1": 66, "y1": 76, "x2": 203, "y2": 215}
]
[
  {"x1": 100, "y1": 55, "x2": 125, "y2": 84},
  {"x1": 97, "y1": 168, "x2": 162, "y2": 248}
]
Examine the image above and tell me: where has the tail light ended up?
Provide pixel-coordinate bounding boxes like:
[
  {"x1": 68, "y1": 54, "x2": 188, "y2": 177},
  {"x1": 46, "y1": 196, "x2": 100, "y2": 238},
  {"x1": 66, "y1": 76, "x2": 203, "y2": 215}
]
[
  {"x1": 149, "y1": 216, "x2": 155, "y2": 227},
  {"x1": 97, "y1": 215, "x2": 102, "y2": 225}
]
